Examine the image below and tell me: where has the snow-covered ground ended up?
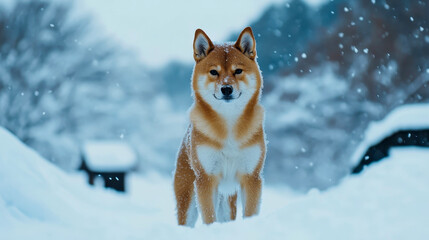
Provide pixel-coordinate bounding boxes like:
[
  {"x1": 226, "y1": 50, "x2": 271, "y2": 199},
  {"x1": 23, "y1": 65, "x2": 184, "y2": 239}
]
[{"x1": 1, "y1": 126, "x2": 429, "y2": 239}]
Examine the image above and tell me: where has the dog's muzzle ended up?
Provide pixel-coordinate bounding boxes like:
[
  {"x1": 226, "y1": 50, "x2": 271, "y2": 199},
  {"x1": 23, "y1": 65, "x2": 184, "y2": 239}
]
[{"x1": 213, "y1": 85, "x2": 241, "y2": 101}]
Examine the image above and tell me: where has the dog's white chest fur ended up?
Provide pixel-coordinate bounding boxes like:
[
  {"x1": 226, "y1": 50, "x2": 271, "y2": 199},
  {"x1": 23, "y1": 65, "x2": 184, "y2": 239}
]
[{"x1": 196, "y1": 137, "x2": 261, "y2": 195}]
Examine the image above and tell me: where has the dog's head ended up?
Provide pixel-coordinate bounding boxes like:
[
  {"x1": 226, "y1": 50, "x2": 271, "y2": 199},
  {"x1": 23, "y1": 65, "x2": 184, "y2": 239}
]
[{"x1": 191, "y1": 27, "x2": 262, "y2": 110}]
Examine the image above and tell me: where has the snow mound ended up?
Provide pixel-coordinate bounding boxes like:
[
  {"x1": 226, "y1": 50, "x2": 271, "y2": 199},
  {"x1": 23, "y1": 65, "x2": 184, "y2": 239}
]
[
  {"x1": 0, "y1": 127, "x2": 160, "y2": 238},
  {"x1": 1, "y1": 127, "x2": 429, "y2": 239},
  {"x1": 82, "y1": 141, "x2": 137, "y2": 171},
  {"x1": 350, "y1": 103, "x2": 429, "y2": 165}
]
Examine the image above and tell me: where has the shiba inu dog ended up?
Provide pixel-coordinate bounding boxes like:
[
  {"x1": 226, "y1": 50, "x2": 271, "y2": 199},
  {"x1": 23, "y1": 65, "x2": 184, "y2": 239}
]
[{"x1": 173, "y1": 27, "x2": 266, "y2": 227}]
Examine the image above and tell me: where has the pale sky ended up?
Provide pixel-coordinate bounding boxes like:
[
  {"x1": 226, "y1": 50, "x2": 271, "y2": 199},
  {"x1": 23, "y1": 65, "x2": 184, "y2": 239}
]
[{"x1": 78, "y1": 0, "x2": 286, "y2": 68}]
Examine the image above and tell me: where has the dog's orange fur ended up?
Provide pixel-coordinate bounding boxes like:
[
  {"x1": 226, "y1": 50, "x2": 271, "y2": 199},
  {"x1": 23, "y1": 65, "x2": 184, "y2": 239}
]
[{"x1": 174, "y1": 27, "x2": 266, "y2": 226}]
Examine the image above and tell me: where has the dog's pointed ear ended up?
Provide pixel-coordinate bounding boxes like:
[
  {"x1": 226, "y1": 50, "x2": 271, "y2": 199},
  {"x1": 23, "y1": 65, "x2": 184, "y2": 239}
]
[
  {"x1": 193, "y1": 29, "x2": 214, "y2": 62},
  {"x1": 234, "y1": 27, "x2": 256, "y2": 60}
]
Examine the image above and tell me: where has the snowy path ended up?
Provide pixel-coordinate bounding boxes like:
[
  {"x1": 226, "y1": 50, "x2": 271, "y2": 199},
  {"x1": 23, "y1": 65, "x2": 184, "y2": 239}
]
[{"x1": 1, "y1": 127, "x2": 429, "y2": 239}]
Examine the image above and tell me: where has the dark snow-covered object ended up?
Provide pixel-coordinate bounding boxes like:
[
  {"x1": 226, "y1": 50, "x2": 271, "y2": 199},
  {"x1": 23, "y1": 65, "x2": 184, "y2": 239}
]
[
  {"x1": 80, "y1": 141, "x2": 137, "y2": 192},
  {"x1": 351, "y1": 104, "x2": 429, "y2": 173}
]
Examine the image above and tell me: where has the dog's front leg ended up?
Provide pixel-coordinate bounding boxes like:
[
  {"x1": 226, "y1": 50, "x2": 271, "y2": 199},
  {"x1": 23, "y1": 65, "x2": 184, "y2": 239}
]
[
  {"x1": 240, "y1": 174, "x2": 262, "y2": 217},
  {"x1": 195, "y1": 173, "x2": 218, "y2": 224}
]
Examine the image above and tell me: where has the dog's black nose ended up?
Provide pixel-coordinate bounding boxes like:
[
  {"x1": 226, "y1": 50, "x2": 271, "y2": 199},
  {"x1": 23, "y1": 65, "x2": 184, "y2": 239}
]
[{"x1": 221, "y1": 85, "x2": 233, "y2": 96}]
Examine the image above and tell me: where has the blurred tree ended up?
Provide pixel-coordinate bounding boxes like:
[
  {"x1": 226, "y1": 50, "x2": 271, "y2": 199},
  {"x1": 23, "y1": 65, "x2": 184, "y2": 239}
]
[
  {"x1": 242, "y1": 0, "x2": 429, "y2": 191},
  {"x1": 0, "y1": 0, "x2": 114, "y2": 167},
  {"x1": 0, "y1": 0, "x2": 170, "y2": 170}
]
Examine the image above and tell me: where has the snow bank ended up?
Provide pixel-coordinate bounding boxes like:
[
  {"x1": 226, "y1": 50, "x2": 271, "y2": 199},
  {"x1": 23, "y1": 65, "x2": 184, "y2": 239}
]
[
  {"x1": 1, "y1": 127, "x2": 429, "y2": 239},
  {"x1": 82, "y1": 141, "x2": 137, "y2": 171},
  {"x1": 350, "y1": 103, "x2": 429, "y2": 165},
  {"x1": 0, "y1": 127, "x2": 157, "y2": 238}
]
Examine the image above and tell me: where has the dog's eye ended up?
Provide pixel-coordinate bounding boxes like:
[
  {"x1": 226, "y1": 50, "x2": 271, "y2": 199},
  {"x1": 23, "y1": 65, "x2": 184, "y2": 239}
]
[
  {"x1": 234, "y1": 69, "x2": 243, "y2": 75},
  {"x1": 209, "y1": 70, "x2": 219, "y2": 76}
]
